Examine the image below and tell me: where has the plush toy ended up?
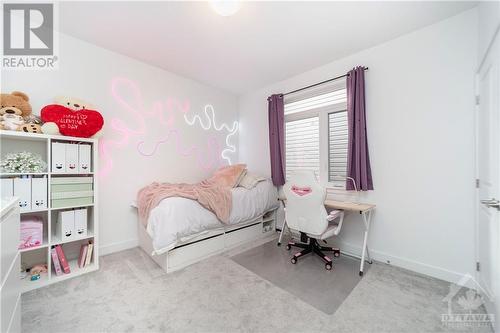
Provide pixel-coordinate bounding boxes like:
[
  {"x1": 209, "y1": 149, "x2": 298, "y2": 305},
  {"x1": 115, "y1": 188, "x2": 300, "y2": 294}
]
[
  {"x1": 0, "y1": 91, "x2": 32, "y2": 131},
  {"x1": 1, "y1": 113, "x2": 24, "y2": 130},
  {"x1": 41, "y1": 96, "x2": 104, "y2": 138},
  {"x1": 18, "y1": 123, "x2": 43, "y2": 133},
  {"x1": 18, "y1": 114, "x2": 43, "y2": 133},
  {"x1": 29, "y1": 264, "x2": 48, "y2": 275},
  {"x1": 24, "y1": 114, "x2": 43, "y2": 126}
]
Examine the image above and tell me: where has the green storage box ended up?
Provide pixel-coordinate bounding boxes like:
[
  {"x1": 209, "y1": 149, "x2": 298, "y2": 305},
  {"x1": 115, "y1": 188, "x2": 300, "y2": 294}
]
[
  {"x1": 51, "y1": 183, "x2": 93, "y2": 192},
  {"x1": 51, "y1": 177, "x2": 93, "y2": 185},
  {"x1": 51, "y1": 177, "x2": 94, "y2": 208}
]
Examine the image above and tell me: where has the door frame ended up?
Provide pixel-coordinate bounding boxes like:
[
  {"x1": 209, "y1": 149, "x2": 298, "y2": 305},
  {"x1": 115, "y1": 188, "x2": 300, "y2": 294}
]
[{"x1": 474, "y1": 28, "x2": 500, "y2": 328}]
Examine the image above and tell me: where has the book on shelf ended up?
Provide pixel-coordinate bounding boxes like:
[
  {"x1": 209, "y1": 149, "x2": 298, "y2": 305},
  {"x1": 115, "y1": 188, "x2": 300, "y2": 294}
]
[
  {"x1": 85, "y1": 240, "x2": 93, "y2": 267},
  {"x1": 78, "y1": 244, "x2": 88, "y2": 268},
  {"x1": 50, "y1": 246, "x2": 63, "y2": 276},
  {"x1": 55, "y1": 244, "x2": 71, "y2": 274}
]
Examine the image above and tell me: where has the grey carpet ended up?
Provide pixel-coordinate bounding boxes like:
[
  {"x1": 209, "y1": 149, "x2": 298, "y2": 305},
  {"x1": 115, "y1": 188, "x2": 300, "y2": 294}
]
[
  {"x1": 22, "y1": 245, "x2": 493, "y2": 333},
  {"x1": 231, "y1": 239, "x2": 364, "y2": 314}
]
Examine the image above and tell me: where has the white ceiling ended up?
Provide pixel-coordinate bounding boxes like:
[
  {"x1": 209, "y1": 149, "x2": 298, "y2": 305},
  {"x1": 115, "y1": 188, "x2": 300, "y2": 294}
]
[{"x1": 59, "y1": 1, "x2": 477, "y2": 95}]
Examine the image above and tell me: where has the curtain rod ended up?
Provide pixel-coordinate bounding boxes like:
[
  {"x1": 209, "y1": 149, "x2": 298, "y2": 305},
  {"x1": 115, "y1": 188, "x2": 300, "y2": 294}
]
[{"x1": 283, "y1": 66, "x2": 368, "y2": 97}]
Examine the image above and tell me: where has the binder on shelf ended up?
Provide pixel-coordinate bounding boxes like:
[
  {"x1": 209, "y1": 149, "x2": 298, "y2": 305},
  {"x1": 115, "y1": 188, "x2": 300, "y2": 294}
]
[
  {"x1": 13, "y1": 177, "x2": 31, "y2": 212},
  {"x1": 51, "y1": 142, "x2": 66, "y2": 173},
  {"x1": 65, "y1": 144, "x2": 79, "y2": 172},
  {"x1": 74, "y1": 208, "x2": 88, "y2": 237},
  {"x1": 78, "y1": 244, "x2": 88, "y2": 268},
  {"x1": 55, "y1": 245, "x2": 70, "y2": 274},
  {"x1": 56, "y1": 210, "x2": 75, "y2": 241},
  {"x1": 1, "y1": 178, "x2": 13, "y2": 199},
  {"x1": 85, "y1": 240, "x2": 93, "y2": 267},
  {"x1": 31, "y1": 177, "x2": 47, "y2": 209},
  {"x1": 51, "y1": 246, "x2": 63, "y2": 276},
  {"x1": 78, "y1": 144, "x2": 91, "y2": 173}
]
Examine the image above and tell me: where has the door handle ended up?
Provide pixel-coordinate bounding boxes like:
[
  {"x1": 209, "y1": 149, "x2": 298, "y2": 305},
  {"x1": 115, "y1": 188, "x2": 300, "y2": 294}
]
[{"x1": 481, "y1": 198, "x2": 500, "y2": 209}]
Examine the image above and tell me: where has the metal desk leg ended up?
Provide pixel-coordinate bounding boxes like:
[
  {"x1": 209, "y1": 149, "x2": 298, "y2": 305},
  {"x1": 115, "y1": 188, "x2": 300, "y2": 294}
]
[
  {"x1": 359, "y1": 210, "x2": 372, "y2": 276},
  {"x1": 365, "y1": 246, "x2": 373, "y2": 264},
  {"x1": 277, "y1": 218, "x2": 287, "y2": 246}
]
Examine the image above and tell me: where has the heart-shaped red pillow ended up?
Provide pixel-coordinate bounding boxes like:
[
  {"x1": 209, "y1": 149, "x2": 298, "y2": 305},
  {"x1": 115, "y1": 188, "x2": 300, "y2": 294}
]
[{"x1": 41, "y1": 104, "x2": 104, "y2": 138}]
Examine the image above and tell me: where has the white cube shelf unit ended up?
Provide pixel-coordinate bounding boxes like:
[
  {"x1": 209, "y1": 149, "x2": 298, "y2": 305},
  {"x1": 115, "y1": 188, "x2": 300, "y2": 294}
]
[{"x1": 0, "y1": 130, "x2": 99, "y2": 292}]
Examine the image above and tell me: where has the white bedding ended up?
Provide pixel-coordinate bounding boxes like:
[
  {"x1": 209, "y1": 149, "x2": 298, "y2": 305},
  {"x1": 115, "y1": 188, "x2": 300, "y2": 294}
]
[{"x1": 146, "y1": 180, "x2": 278, "y2": 254}]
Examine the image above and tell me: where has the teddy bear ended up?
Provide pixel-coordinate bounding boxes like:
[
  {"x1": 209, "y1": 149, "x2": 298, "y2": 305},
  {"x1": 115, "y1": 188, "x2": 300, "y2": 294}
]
[
  {"x1": 41, "y1": 96, "x2": 104, "y2": 138},
  {"x1": 19, "y1": 114, "x2": 43, "y2": 134},
  {"x1": 0, "y1": 91, "x2": 31, "y2": 131},
  {"x1": 1, "y1": 113, "x2": 24, "y2": 130},
  {"x1": 0, "y1": 91, "x2": 43, "y2": 133}
]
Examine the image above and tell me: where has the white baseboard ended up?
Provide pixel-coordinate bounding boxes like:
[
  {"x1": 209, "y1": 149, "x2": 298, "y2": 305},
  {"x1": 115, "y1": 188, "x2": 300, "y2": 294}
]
[
  {"x1": 100, "y1": 238, "x2": 139, "y2": 256},
  {"x1": 336, "y1": 240, "x2": 476, "y2": 289}
]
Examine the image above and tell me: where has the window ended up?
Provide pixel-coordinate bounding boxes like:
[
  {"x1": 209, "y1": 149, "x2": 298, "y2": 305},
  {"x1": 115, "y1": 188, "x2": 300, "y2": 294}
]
[
  {"x1": 285, "y1": 117, "x2": 320, "y2": 180},
  {"x1": 284, "y1": 82, "x2": 348, "y2": 188},
  {"x1": 328, "y1": 110, "x2": 348, "y2": 188}
]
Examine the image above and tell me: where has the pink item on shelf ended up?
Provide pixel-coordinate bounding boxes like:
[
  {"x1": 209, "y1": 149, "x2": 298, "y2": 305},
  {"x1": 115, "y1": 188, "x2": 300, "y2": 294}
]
[
  {"x1": 51, "y1": 247, "x2": 63, "y2": 276},
  {"x1": 78, "y1": 244, "x2": 88, "y2": 268},
  {"x1": 19, "y1": 216, "x2": 44, "y2": 249},
  {"x1": 55, "y1": 245, "x2": 70, "y2": 274},
  {"x1": 85, "y1": 241, "x2": 93, "y2": 267}
]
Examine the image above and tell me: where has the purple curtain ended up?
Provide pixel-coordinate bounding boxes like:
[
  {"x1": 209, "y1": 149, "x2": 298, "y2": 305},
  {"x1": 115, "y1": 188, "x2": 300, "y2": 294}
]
[
  {"x1": 346, "y1": 67, "x2": 373, "y2": 191},
  {"x1": 268, "y1": 94, "x2": 285, "y2": 186}
]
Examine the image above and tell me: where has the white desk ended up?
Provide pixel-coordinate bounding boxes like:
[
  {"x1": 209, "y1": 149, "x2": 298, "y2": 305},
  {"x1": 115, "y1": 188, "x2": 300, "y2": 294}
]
[
  {"x1": 324, "y1": 200, "x2": 375, "y2": 276},
  {"x1": 278, "y1": 199, "x2": 376, "y2": 276}
]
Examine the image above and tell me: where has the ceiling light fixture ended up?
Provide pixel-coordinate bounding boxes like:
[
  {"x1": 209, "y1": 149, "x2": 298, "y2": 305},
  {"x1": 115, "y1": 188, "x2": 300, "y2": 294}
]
[{"x1": 209, "y1": 1, "x2": 241, "y2": 17}]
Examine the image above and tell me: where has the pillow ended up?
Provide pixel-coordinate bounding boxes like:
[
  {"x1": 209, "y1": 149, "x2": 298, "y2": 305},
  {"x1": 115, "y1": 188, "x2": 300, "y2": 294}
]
[
  {"x1": 238, "y1": 172, "x2": 266, "y2": 189},
  {"x1": 210, "y1": 164, "x2": 247, "y2": 188},
  {"x1": 235, "y1": 168, "x2": 247, "y2": 187}
]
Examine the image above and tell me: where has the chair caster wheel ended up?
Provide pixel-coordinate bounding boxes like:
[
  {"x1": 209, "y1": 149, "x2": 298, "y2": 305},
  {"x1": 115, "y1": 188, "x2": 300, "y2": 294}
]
[
  {"x1": 333, "y1": 249, "x2": 340, "y2": 257},
  {"x1": 286, "y1": 244, "x2": 291, "y2": 250},
  {"x1": 325, "y1": 263, "x2": 332, "y2": 270},
  {"x1": 277, "y1": 242, "x2": 281, "y2": 247},
  {"x1": 291, "y1": 257, "x2": 297, "y2": 264},
  {"x1": 359, "y1": 271, "x2": 364, "y2": 276}
]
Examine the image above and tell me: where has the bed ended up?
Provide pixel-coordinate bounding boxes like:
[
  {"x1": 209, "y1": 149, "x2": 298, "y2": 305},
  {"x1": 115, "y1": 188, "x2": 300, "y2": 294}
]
[{"x1": 138, "y1": 179, "x2": 279, "y2": 273}]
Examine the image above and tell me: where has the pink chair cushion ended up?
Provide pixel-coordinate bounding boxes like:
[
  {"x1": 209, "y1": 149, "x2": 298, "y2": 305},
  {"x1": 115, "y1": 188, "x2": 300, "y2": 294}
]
[{"x1": 291, "y1": 185, "x2": 312, "y2": 196}]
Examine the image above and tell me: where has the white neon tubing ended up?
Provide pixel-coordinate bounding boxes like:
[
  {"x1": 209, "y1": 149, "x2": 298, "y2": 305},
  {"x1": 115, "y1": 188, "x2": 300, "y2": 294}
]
[{"x1": 184, "y1": 105, "x2": 238, "y2": 164}]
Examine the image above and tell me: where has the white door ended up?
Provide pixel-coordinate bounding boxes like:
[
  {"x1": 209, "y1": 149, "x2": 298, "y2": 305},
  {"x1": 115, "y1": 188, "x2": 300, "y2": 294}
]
[{"x1": 476, "y1": 32, "x2": 500, "y2": 327}]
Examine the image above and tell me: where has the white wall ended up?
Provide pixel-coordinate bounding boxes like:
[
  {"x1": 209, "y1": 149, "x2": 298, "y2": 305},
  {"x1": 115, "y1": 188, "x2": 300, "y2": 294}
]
[
  {"x1": 478, "y1": 1, "x2": 500, "y2": 64},
  {"x1": 239, "y1": 9, "x2": 478, "y2": 284},
  {"x1": 2, "y1": 33, "x2": 238, "y2": 254}
]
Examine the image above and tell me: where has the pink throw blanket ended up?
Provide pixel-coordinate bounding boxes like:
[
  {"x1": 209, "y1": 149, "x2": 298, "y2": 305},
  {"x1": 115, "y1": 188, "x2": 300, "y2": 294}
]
[{"x1": 137, "y1": 180, "x2": 231, "y2": 227}]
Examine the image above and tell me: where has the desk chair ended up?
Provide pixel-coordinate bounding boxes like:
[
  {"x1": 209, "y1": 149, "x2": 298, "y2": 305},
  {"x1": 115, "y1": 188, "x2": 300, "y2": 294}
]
[{"x1": 283, "y1": 170, "x2": 344, "y2": 270}]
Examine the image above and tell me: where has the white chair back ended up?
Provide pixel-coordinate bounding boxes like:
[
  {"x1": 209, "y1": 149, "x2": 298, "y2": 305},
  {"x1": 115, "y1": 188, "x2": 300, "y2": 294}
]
[{"x1": 283, "y1": 170, "x2": 328, "y2": 236}]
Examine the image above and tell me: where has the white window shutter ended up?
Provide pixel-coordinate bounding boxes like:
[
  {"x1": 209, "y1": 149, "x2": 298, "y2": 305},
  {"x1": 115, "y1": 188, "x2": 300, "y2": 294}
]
[
  {"x1": 285, "y1": 117, "x2": 320, "y2": 179},
  {"x1": 284, "y1": 82, "x2": 348, "y2": 186},
  {"x1": 328, "y1": 111, "x2": 348, "y2": 188}
]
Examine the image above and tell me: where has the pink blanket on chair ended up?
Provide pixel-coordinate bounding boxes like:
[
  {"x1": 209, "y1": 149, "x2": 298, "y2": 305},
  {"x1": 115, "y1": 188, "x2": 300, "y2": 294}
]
[{"x1": 137, "y1": 180, "x2": 232, "y2": 227}]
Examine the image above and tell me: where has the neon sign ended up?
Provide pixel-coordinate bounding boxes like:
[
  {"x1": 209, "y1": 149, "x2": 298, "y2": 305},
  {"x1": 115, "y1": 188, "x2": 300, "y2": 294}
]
[
  {"x1": 183, "y1": 105, "x2": 238, "y2": 165},
  {"x1": 99, "y1": 77, "x2": 238, "y2": 177}
]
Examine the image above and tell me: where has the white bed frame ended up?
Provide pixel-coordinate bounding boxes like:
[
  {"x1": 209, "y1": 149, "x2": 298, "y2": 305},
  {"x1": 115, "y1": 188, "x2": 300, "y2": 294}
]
[{"x1": 138, "y1": 208, "x2": 278, "y2": 273}]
